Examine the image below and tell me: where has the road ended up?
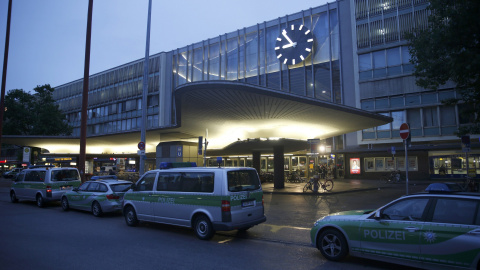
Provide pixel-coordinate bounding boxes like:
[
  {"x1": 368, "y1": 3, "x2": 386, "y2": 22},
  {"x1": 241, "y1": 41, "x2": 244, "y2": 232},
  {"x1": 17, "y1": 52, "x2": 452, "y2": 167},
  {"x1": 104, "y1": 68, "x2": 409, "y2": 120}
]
[{"x1": 0, "y1": 185, "x2": 419, "y2": 270}]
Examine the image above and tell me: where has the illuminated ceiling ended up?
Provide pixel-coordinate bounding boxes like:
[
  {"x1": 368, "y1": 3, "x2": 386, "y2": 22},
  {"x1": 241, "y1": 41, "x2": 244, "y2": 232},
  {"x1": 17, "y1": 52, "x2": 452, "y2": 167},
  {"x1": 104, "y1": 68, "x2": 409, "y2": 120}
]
[{"x1": 2, "y1": 81, "x2": 392, "y2": 155}]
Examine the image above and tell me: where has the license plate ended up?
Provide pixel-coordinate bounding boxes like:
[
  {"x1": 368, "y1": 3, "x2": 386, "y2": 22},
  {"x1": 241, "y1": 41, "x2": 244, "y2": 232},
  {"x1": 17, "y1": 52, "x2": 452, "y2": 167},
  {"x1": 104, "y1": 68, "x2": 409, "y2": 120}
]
[{"x1": 242, "y1": 200, "x2": 255, "y2": 208}]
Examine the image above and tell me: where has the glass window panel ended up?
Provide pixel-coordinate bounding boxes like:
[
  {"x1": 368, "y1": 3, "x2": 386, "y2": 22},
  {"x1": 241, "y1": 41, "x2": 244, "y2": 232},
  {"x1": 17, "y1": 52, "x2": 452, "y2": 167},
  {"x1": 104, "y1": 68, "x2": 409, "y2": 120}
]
[
  {"x1": 405, "y1": 94, "x2": 420, "y2": 106},
  {"x1": 439, "y1": 90, "x2": 455, "y2": 102},
  {"x1": 192, "y1": 47, "x2": 203, "y2": 82},
  {"x1": 177, "y1": 51, "x2": 187, "y2": 85},
  {"x1": 259, "y1": 29, "x2": 265, "y2": 77},
  {"x1": 423, "y1": 107, "x2": 438, "y2": 127},
  {"x1": 226, "y1": 38, "x2": 238, "y2": 80},
  {"x1": 440, "y1": 106, "x2": 456, "y2": 126},
  {"x1": 361, "y1": 100, "x2": 374, "y2": 110},
  {"x1": 391, "y1": 111, "x2": 405, "y2": 129},
  {"x1": 312, "y1": 12, "x2": 330, "y2": 64},
  {"x1": 372, "y1": 50, "x2": 386, "y2": 68},
  {"x1": 208, "y1": 42, "x2": 220, "y2": 80},
  {"x1": 387, "y1": 47, "x2": 401, "y2": 66},
  {"x1": 401, "y1": 46, "x2": 410, "y2": 64},
  {"x1": 245, "y1": 31, "x2": 258, "y2": 79},
  {"x1": 330, "y1": 9, "x2": 339, "y2": 61},
  {"x1": 375, "y1": 98, "x2": 388, "y2": 109},
  {"x1": 458, "y1": 103, "x2": 474, "y2": 124},
  {"x1": 407, "y1": 108, "x2": 422, "y2": 129},
  {"x1": 314, "y1": 63, "x2": 331, "y2": 100},
  {"x1": 238, "y1": 35, "x2": 245, "y2": 80},
  {"x1": 358, "y1": 53, "x2": 371, "y2": 71},
  {"x1": 220, "y1": 40, "x2": 226, "y2": 80},
  {"x1": 390, "y1": 96, "x2": 404, "y2": 108},
  {"x1": 289, "y1": 67, "x2": 305, "y2": 96},
  {"x1": 422, "y1": 92, "x2": 437, "y2": 104},
  {"x1": 266, "y1": 26, "x2": 280, "y2": 74}
]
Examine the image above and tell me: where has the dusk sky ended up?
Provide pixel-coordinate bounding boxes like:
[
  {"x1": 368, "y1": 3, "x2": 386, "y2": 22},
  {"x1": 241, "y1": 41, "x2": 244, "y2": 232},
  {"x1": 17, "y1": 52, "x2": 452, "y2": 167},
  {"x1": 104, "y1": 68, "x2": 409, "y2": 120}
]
[{"x1": 0, "y1": 0, "x2": 328, "y2": 93}]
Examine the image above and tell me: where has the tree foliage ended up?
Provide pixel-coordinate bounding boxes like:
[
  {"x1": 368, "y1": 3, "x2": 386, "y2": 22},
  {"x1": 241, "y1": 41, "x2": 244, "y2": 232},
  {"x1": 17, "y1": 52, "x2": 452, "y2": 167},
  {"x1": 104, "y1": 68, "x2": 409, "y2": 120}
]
[
  {"x1": 406, "y1": 0, "x2": 480, "y2": 136},
  {"x1": 3, "y1": 84, "x2": 73, "y2": 136}
]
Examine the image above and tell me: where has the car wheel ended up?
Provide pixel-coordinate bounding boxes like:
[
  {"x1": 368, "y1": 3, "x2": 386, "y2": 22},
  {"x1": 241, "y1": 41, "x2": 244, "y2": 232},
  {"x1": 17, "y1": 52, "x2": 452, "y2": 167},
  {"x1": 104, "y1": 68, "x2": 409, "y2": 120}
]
[
  {"x1": 10, "y1": 191, "x2": 18, "y2": 203},
  {"x1": 92, "y1": 201, "x2": 103, "y2": 217},
  {"x1": 317, "y1": 229, "x2": 348, "y2": 261},
  {"x1": 124, "y1": 206, "x2": 138, "y2": 226},
  {"x1": 61, "y1": 197, "x2": 69, "y2": 211},
  {"x1": 36, "y1": 194, "x2": 44, "y2": 208},
  {"x1": 193, "y1": 215, "x2": 215, "y2": 240}
]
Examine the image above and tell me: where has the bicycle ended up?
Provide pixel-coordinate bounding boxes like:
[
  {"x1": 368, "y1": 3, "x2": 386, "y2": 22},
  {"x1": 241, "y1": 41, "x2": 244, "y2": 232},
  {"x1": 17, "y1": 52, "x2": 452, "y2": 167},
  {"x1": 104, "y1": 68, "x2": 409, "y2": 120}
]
[
  {"x1": 383, "y1": 170, "x2": 403, "y2": 183},
  {"x1": 462, "y1": 176, "x2": 478, "y2": 192},
  {"x1": 303, "y1": 176, "x2": 334, "y2": 192}
]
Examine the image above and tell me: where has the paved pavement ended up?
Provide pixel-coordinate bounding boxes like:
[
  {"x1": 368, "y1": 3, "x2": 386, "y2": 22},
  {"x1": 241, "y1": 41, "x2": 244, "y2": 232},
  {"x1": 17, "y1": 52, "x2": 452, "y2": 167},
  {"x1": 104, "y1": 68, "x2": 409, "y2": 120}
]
[{"x1": 0, "y1": 176, "x2": 431, "y2": 195}]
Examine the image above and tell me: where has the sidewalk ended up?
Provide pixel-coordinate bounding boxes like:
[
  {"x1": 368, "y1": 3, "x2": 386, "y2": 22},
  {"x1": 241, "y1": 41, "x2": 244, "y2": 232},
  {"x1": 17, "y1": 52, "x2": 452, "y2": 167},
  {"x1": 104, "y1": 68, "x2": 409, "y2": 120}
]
[{"x1": 261, "y1": 178, "x2": 432, "y2": 195}]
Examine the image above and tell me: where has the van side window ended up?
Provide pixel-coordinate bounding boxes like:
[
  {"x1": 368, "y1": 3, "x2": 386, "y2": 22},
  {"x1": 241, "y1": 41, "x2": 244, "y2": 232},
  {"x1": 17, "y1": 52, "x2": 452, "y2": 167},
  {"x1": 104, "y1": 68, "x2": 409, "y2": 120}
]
[
  {"x1": 156, "y1": 172, "x2": 214, "y2": 193},
  {"x1": 88, "y1": 182, "x2": 100, "y2": 192},
  {"x1": 52, "y1": 169, "x2": 80, "y2": 181},
  {"x1": 227, "y1": 170, "x2": 261, "y2": 192},
  {"x1": 25, "y1": 171, "x2": 45, "y2": 182},
  {"x1": 16, "y1": 172, "x2": 25, "y2": 182},
  {"x1": 134, "y1": 173, "x2": 156, "y2": 191}
]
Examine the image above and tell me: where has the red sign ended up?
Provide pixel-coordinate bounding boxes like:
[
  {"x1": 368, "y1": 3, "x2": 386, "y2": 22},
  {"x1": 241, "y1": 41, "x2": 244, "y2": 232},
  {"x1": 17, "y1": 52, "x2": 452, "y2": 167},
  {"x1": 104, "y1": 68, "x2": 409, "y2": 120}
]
[
  {"x1": 400, "y1": 123, "x2": 410, "y2": 140},
  {"x1": 138, "y1": 141, "x2": 145, "y2": 150},
  {"x1": 350, "y1": 158, "x2": 360, "y2": 174}
]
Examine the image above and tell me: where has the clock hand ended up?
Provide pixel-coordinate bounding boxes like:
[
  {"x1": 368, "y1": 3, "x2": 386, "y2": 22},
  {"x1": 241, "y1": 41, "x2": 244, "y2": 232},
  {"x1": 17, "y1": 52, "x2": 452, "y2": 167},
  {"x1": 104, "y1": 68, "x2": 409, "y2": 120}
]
[
  {"x1": 282, "y1": 30, "x2": 294, "y2": 45},
  {"x1": 282, "y1": 42, "x2": 297, "y2": 49}
]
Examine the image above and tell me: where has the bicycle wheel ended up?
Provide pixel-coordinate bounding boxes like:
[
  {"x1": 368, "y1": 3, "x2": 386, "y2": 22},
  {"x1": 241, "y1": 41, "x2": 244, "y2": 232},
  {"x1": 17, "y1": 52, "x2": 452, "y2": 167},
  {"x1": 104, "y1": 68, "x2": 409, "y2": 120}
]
[
  {"x1": 323, "y1": 179, "x2": 334, "y2": 191},
  {"x1": 303, "y1": 182, "x2": 312, "y2": 192}
]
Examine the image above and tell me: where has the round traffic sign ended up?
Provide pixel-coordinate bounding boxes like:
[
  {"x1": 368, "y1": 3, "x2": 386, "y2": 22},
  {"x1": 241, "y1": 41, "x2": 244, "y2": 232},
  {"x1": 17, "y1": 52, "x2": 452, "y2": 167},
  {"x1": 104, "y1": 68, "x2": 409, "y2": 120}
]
[
  {"x1": 138, "y1": 141, "x2": 145, "y2": 150},
  {"x1": 400, "y1": 123, "x2": 410, "y2": 140}
]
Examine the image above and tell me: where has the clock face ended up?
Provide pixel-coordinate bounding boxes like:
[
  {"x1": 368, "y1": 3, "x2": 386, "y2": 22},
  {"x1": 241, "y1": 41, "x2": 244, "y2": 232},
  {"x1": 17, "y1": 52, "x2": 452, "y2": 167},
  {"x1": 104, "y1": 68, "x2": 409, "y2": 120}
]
[{"x1": 275, "y1": 24, "x2": 314, "y2": 66}]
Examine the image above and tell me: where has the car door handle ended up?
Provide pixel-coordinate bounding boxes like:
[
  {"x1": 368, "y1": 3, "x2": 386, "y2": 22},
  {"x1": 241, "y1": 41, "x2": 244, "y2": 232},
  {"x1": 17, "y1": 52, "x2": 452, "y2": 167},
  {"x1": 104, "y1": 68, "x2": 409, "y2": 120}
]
[{"x1": 404, "y1": 226, "x2": 419, "y2": 232}]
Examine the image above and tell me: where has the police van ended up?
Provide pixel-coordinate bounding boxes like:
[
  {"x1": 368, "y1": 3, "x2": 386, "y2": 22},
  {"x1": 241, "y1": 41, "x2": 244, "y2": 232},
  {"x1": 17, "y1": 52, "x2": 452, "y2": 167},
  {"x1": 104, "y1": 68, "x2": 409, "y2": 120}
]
[
  {"x1": 10, "y1": 166, "x2": 82, "y2": 207},
  {"x1": 123, "y1": 163, "x2": 266, "y2": 240}
]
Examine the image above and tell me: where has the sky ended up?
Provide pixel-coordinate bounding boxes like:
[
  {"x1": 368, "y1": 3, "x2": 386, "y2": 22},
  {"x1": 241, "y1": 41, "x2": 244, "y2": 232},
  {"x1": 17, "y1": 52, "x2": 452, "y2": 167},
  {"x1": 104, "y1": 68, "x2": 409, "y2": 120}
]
[{"x1": 0, "y1": 0, "x2": 329, "y2": 93}]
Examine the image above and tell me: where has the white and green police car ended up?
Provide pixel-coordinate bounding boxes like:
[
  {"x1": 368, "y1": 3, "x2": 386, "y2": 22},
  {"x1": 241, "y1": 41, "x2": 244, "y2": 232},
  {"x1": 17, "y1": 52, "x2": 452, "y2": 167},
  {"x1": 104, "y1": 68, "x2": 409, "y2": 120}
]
[
  {"x1": 10, "y1": 166, "x2": 82, "y2": 207},
  {"x1": 310, "y1": 183, "x2": 480, "y2": 270},
  {"x1": 123, "y1": 162, "x2": 266, "y2": 240}
]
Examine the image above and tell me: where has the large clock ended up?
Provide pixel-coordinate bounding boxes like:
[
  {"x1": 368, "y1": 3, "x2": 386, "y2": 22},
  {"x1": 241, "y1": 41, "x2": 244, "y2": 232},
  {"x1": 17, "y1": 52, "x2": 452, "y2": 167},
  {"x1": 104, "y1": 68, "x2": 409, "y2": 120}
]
[{"x1": 275, "y1": 24, "x2": 314, "y2": 66}]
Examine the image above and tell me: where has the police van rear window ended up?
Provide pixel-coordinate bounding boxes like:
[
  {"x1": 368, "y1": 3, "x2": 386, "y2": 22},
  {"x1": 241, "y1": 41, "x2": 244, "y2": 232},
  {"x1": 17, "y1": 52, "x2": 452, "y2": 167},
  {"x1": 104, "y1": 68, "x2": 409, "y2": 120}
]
[
  {"x1": 227, "y1": 170, "x2": 261, "y2": 192},
  {"x1": 51, "y1": 169, "x2": 80, "y2": 181}
]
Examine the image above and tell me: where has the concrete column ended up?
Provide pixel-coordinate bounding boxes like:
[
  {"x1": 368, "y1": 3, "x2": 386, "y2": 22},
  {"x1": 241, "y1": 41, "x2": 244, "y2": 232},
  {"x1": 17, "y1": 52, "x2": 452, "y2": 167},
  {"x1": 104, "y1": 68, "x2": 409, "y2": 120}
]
[
  {"x1": 273, "y1": 145, "x2": 284, "y2": 189},
  {"x1": 252, "y1": 151, "x2": 261, "y2": 174}
]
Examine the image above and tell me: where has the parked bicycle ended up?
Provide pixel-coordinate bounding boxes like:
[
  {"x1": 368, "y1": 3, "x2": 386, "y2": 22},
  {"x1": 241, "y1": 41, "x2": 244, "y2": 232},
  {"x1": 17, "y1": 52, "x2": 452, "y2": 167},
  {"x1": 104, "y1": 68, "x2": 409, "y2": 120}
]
[
  {"x1": 303, "y1": 175, "x2": 334, "y2": 192},
  {"x1": 383, "y1": 170, "x2": 403, "y2": 183},
  {"x1": 462, "y1": 176, "x2": 478, "y2": 192}
]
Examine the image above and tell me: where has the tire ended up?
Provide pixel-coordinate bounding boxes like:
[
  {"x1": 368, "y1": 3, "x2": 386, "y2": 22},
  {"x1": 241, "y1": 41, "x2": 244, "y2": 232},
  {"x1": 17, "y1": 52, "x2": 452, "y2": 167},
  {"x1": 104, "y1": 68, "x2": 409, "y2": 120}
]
[
  {"x1": 92, "y1": 201, "x2": 103, "y2": 217},
  {"x1": 10, "y1": 191, "x2": 18, "y2": 203},
  {"x1": 61, "y1": 197, "x2": 69, "y2": 211},
  {"x1": 317, "y1": 229, "x2": 348, "y2": 261},
  {"x1": 124, "y1": 206, "x2": 138, "y2": 226},
  {"x1": 36, "y1": 194, "x2": 44, "y2": 208},
  {"x1": 193, "y1": 215, "x2": 215, "y2": 240},
  {"x1": 324, "y1": 180, "x2": 334, "y2": 191}
]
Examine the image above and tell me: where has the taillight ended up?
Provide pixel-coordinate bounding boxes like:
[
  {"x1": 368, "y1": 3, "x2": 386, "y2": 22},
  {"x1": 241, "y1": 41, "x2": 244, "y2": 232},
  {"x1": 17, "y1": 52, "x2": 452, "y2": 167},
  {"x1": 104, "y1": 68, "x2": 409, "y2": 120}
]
[
  {"x1": 106, "y1": 194, "x2": 120, "y2": 200},
  {"x1": 221, "y1": 200, "x2": 231, "y2": 212},
  {"x1": 46, "y1": 186, "x2": 52, "y2": 193}
]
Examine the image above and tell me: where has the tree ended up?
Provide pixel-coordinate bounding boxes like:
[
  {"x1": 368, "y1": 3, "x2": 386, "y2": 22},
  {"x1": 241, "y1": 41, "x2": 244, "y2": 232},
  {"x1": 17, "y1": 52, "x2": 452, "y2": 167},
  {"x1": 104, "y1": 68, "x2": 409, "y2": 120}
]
[
  {"x1": 406, "y1": 0, "x2": 480, "y2": 136},
  {"x1": 3, "y1": 84, "x2": 73, "y2": 136}
]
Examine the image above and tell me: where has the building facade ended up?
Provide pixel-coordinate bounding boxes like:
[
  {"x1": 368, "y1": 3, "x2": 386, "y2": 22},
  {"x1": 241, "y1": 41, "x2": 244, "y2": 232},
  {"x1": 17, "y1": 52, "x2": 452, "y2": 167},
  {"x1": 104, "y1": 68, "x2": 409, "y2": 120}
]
[{"x1": 49, "y1": 0, "x2": 478, "y2": 180}]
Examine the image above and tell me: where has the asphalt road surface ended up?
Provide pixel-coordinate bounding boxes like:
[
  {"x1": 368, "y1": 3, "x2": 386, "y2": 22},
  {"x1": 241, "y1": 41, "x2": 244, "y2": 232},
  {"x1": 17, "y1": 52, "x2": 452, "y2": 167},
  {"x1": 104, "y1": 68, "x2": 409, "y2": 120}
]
[{"x1": 0, "y1": 186, "x2": 420, "y2": 270}]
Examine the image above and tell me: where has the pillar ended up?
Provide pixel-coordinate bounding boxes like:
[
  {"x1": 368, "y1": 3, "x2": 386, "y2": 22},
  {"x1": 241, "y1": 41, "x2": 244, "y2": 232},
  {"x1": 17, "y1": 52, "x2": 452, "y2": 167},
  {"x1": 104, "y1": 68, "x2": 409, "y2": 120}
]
[
  {"x1": 273, "y1": 145, "x2": 284, "y2": 189},
  {"x1": 252, "y1": 151, "x2": 261, "y2": 174}
]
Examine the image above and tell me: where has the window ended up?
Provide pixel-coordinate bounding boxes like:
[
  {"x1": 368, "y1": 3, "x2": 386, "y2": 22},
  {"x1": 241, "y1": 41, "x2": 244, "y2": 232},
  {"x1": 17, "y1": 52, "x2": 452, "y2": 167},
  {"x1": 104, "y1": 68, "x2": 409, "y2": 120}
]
[
  {"x1": 78, "y1": 182, "x2": 90, "y2": 191},
  {"x1": 88, "y1": 182, "x2": 100, "y2": 192},
  {"x1": 381, "y1": 198, "x2": 429, "y2": 221},
  {"x1": 51, "y1": 169, "x2": 80, "y2": 181},
  {"x1": 441, "y1": 106, "x2": 456, "y2": 126},
  {"x1": 227, "y1": 170, "x2": 261, "y2": 192},
  {"x1": 407, "y1": 109, "x2": 422, "y2": 129},
  {"x1": 134, "y1": 172, "x2": 156, "y2": 191},
  {"x1": 432, "y1": 198, "x2": 477, "y2": 225},
  {"x1": 423, "y1": 107, "x2": 438, "y2": 127},
  {"x1": 391, "y1": 111, "x2": 405, "y2": 129},
  {"x1": 358, "y1": 54, "x2": 371, "y2": 71},
  {"x1": 111, "y1": 184, "x2": 132, "y2": 192}
]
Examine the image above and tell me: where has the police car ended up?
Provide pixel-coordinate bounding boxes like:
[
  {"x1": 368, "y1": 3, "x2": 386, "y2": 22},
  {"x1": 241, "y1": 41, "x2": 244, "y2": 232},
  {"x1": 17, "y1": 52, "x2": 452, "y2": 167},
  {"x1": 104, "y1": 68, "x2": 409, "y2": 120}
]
[
  {"x1": 123, "y1": 162, "x2": 266, "y2": 240},
  {"x1": 310, "y1": 183, "x2": 480, "y2": 270},
  {"x1": 61, "y1": 176, "x2": 132, "y2": 217}
]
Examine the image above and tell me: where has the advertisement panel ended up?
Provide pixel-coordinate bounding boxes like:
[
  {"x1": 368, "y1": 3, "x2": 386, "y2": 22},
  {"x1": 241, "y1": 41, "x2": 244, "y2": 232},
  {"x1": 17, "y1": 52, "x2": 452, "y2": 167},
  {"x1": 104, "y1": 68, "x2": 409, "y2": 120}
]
[{"x1": 350, "y1": 158, "x2": 360, "y2": 174}]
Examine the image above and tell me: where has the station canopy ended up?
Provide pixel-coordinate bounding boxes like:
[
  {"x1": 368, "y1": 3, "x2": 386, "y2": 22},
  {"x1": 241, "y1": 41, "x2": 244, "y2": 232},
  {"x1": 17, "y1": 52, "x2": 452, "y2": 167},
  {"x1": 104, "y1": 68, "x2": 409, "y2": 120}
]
[{"x1": 2, "y1": 81, "x2": 391, "y2": 155}]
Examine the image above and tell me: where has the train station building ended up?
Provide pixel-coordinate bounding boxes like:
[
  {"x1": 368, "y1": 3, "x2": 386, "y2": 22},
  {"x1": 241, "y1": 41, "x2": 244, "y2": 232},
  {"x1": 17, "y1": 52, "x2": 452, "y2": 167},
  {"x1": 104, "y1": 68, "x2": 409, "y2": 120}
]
[{"x1": 3, "y1": 0, "x2": 479, "y2": 183}]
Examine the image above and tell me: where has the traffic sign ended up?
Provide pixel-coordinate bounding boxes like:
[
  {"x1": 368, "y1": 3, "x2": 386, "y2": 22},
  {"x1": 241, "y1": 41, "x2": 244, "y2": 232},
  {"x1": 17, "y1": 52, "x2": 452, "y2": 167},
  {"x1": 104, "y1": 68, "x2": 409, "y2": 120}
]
[
  {"x1": 138, "y1": 141, "x2": 145, "y2": 150},
  {"x1": 400, "y1": 123, "x2": 410, "y2": 140}
]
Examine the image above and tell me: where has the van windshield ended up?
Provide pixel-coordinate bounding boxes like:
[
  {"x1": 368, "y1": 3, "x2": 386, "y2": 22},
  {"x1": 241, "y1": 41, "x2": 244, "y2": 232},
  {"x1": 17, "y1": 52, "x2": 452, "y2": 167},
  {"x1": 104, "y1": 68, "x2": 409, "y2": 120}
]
[
  {"x1": 227, "y1": 170, "x2": 261, "y2": 192},
  {"x1": 51, "y1": 169, "x2": 80, "y2": 181}
]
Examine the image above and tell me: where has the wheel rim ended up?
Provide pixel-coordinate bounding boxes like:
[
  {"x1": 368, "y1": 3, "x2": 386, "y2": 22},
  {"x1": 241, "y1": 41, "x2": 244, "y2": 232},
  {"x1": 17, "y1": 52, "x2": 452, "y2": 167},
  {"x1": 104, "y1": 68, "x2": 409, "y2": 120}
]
[
  {"x1": 321, "y1": 233, "x2": 342, "y2": 257},
  {"x1": 62, "y1": 198, "x2": 68, "y2": 209},
  {"x1": 10, "y1": 193, "x2": 15, "y2": 201},
  {"x1": 37, "y1": 196, "x2": 43, "y2": 206},
  {"x1": 126, "y1": 209, "x2": 135, "y2": 223},
  {"x1": 197, "y1": 220, "x2": 208, "y2": 236}
]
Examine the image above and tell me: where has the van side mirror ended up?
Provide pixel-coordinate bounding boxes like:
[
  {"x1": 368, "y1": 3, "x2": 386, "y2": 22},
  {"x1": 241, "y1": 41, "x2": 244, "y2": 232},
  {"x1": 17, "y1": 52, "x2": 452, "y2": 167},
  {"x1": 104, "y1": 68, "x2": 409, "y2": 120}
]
[{"x1": 374, "y1": 210, "x2": 381, "y2": 219}]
